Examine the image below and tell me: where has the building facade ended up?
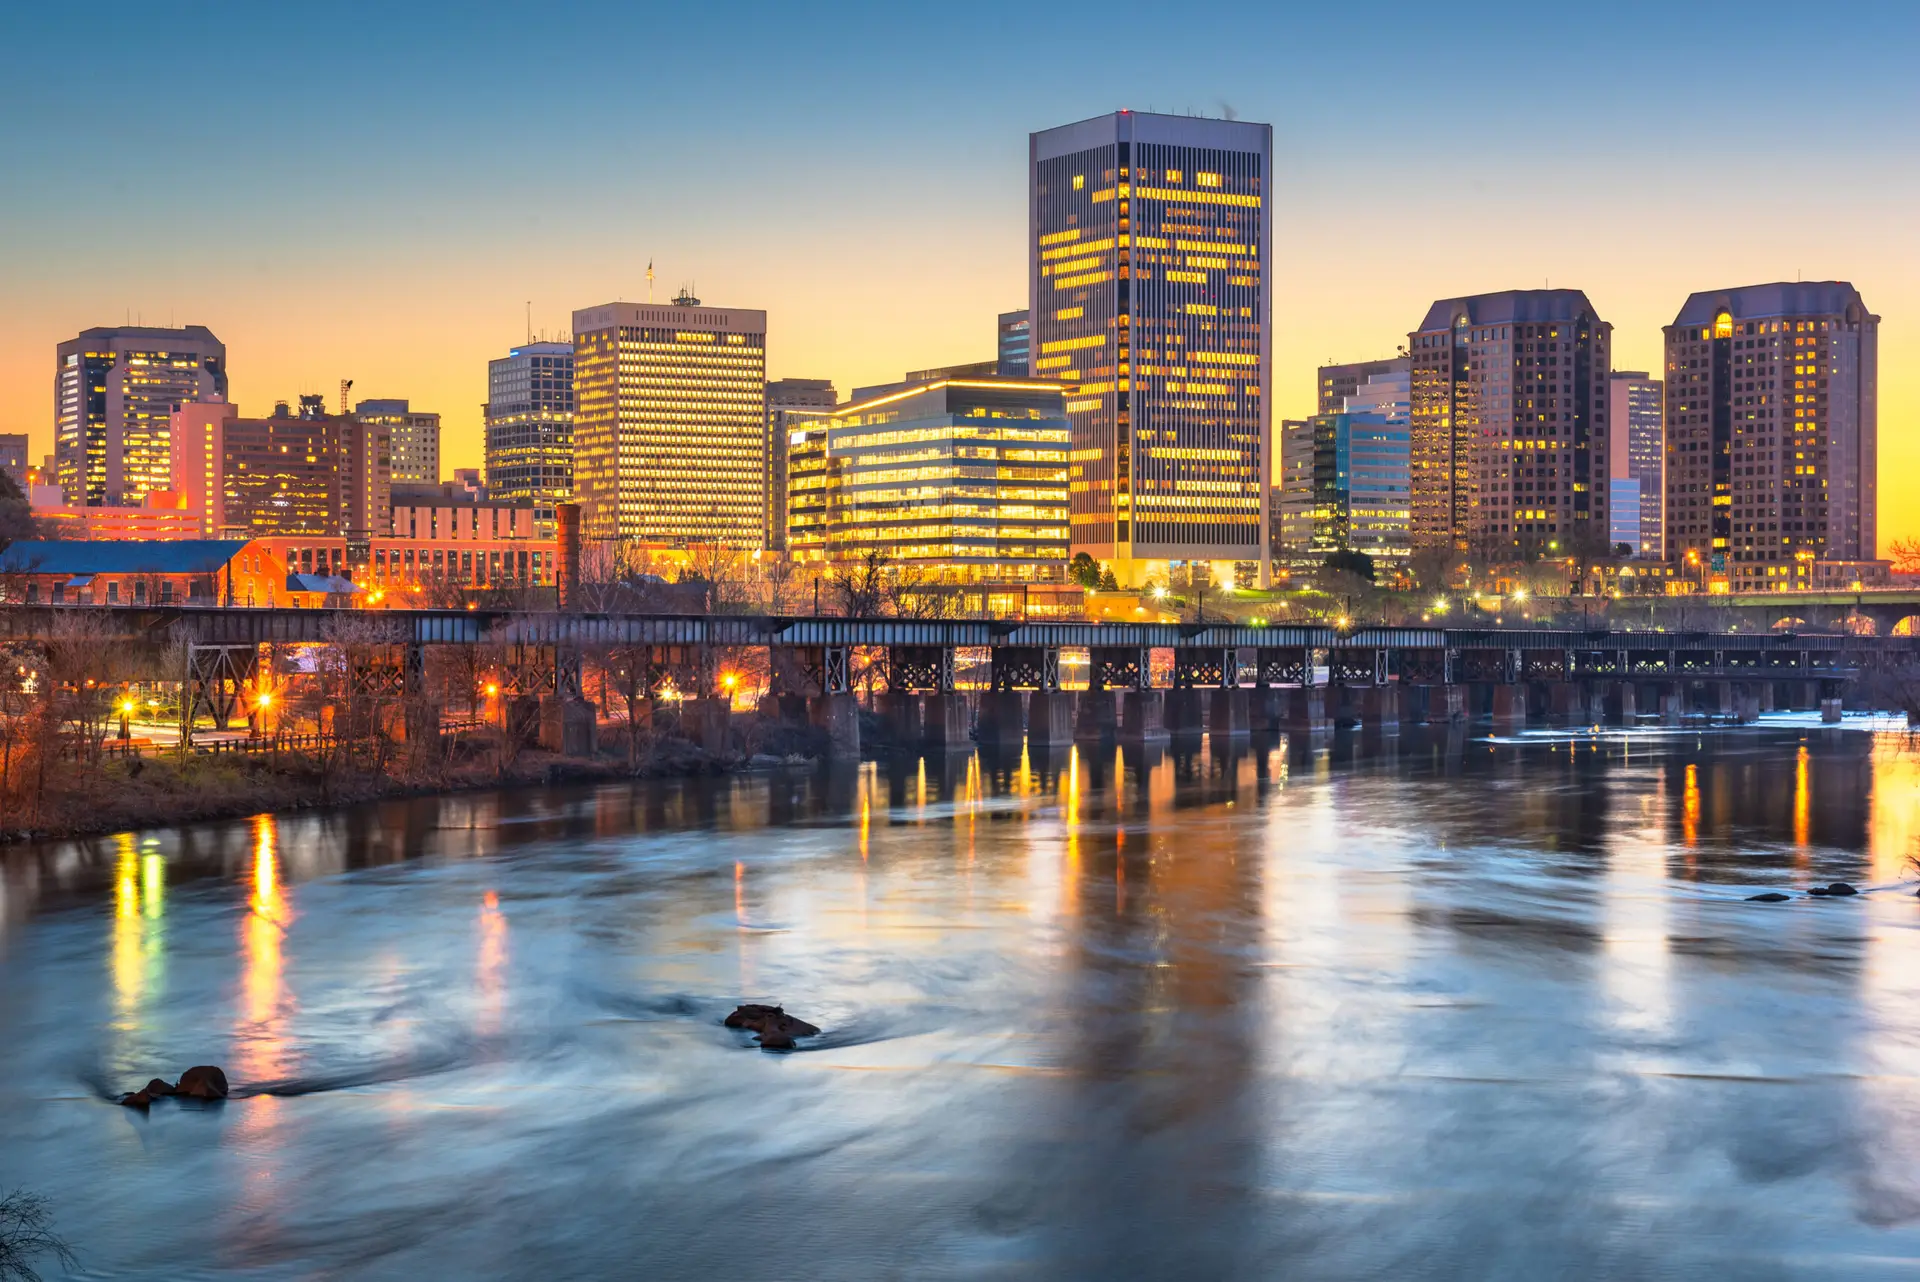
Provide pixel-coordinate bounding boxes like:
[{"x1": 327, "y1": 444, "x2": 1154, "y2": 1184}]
[
  {"x1": 54, "y1": 324, "x2": 226, "y2": 505},
  {"x1": 355, "y1": 399, "x2": 441, "y2": 484},
  {"x1": 1607, "y1": 372, "x2": 1665, "y2": 557},
  {"x1": 1030, "y1": 110, "x2": 1272, "y2": 588},
  {"x1": 484, "y1": 340, "x2": 574, "y2": 534},
  {"x1": 763, "y1": 377, "x2": 837, "y2": 553},
  {"x1": 1408, "y1": 291, "x2": 1612, "y2": 555},
  {"x1": 0, "y1": 434, "x2": 26, "y2": 488},
  {"x1": 1317, "y1": 356, "x2": 1408, "y2": 415},
  {"x1": 1663, "y1": 282, "x2": 1878, "y2": 591},
  {"x1": 572, "y1": 294, "x2": 767, "y2": 545},
  {"x1": 1277, "y1": 409, "x2": 1412, "y2": 573},
  {"x1": 169, "y1": 398, "x2": 391, "y2": 540},
  {"x1": 997, "y1": 309, "x2": 1031, "y2": 377},
  {"x1": 794, "y1": 377, "x2": 1071, "y2": 585}
]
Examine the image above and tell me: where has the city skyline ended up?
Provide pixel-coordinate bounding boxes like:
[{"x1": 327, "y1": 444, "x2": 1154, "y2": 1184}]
[{"x1": 2, "y1": 2, "x2": 1915, "y2": 543}]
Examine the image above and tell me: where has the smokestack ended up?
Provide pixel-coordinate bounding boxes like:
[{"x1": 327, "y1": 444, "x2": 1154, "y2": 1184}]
[{"x1": 556, "y1": 503, "x2": 581, "y2": 610}]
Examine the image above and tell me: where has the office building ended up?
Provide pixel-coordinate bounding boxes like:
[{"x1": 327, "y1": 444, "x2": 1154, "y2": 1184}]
[
  {"x1": 1663, "y1": 282, "x2": 1878, "y2": 591},
  {"x1": 1318, "y1": 356, "x2": 1408, "y2": 415},
  {"x1": 763, "y1": 378, "x2": 836, "y2": 552},
  {"x1": 0, "y1": 435, "x2": 26, "y2": 488},
  {"x1": 1030, "y1": 110, "x2": 1272, "y2": 587},
  {"x1": 170, "y1": 397, "x2": 391, "y2": 540},
  {"x1": 785, "y1": 420, "x2": 832, "y2": 565},
  {"x1": 1276, "y1": 406, "x2": 1412, "y2": 573},
  {"x1": 572, "y1": 293, "x2": 767, "y2": 545},
  {"x1": 1274, "y1": 419, "x2": 1313, "y2": 567},
  {"x1": 55, "y1": 324, "x2": 226, "y2": 505},
  {"x1": 356, "y1": 399, "x2": 441, "y2": 484},
  {"x1": 997, "y1": 309, "x2": 1031, "y2": 376},
  {"x1": 1607, "y1": 372, "x2": 1665, "y2": 557},
  {"x1": 795, "y1": 377, "x2": 1070, "y2": 585},
  {"x1": 1408, "y1": 290, "x2": 1612, "y2": 554},
  {"x1": 485, "y1": 340, "x2": 574, "y2": 534}
]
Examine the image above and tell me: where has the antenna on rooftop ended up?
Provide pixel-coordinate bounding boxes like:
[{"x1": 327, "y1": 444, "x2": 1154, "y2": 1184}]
[{"x1": 526, "y1": 301, "x2": 532, "y2": 344}]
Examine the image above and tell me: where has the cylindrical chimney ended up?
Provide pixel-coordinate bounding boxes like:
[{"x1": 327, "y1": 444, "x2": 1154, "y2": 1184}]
[{"x1": 556, "y1": 503, "x2": 581, "y2": 610}]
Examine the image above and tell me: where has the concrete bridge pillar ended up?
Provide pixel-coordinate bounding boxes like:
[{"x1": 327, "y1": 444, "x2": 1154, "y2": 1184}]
[
  {"x1": 538, "y1": 695, "x2": 596, "y2": 757},
  {"x1": 1209, "y1": 686, "x2": 1251, "y2": 740},
  {"x1": 1606, "y1": 682, "x2": 1637, "y2": 725},
  {"x1": 1284, "y1": 687, "x2": 1331, "y2": 734},
  {"x1": 1491, "y1": 685, "x2": 1526, "y2": 734},
  {"x1": 1759, "y1": 682, "x2": 1776, "y2": 714},
  {"x1": 1548, "y1": 682, "x2": 1589, "y2": 726},
  {"x1": 809, "y1": 692, "x2": 861, "y2": 759},
  {"x1": 1074, "y1": 690, "x2": 1117, "y2": 743},
  {"x1": 976, "y1": 690, "x2": 1026, "y2": 750},
  {"x1": 1714, "y1": 683, "x2": 1736, "y2": 719},
  {"x1": 1250, "y1": 686, "x2": 1285, "y2": 734},
  {"x1": 1736, "y1": 690, "x2": 1761, "y2": 723},
  {"x1": 877, "y1": 691, "x2": 923, "y2": 748},
  {"x1": 1821, "y1": 697, "x2": 1844, "y2": 724},
  {"x1": 1164, "y1": 688, "x2": 1206, "y2": 738},
  {"x1": 1359, "y1": 684, "x2": 1401, "y2": 734},
  {"x1": 680, "y1": 697, "x2": 732, "y2": 756},
  {"x1": 1119, "y1": 689, "x2": 1168, "y2": 744},
  {"x1": 1026, "y1": 690, "x2": 1075, "y2": 749},
  {"x1": 921, "y1": 693, "x2": 971, "y2": 750},
  {"x1": 1658, "y1": 687, "x2": 1684, "y2": 726},
  {"x1": 1439, "y1": 685, "x2": 1468, "y2": 723}
]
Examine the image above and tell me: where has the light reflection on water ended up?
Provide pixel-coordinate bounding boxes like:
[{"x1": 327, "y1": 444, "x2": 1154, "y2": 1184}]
[{"x1": 3, "y1": 724, "x2": 1920, "y2": 1277}]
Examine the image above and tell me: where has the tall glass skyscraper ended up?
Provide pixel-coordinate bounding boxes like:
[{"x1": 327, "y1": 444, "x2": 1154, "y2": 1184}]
[
  {"x1": 54, "y1": 324, "x2": 226, "y2": 505},
  {"x1": 571, "y1": 294, "x2": 767, "y2": 545},
  {"x1": 484, "y1": 340, "x2": 574, "y2": 535},
  {"x1": 1029, "y1": 111, "x2": 1272, "y2": 589}
]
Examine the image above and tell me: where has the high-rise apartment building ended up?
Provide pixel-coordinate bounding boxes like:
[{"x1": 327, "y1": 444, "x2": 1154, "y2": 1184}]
[
  {"x1": 485, "y1": 340, "x2": 574, "y2": 536},
  {"x1": 55, "y1": 325, "x2": 226, "y2": 505},
  {"x1": 1317, "y1": 356, "x2": 1408, "y2": 415},
  {"x1": 1408, "y1": 291, "x2": 1612, "y2": 554},
  {"x1": 792, "y1": 377, "x2": 1071, "y2": 584},
  {"x1": 1030, "y1": 110, "x2": 1272, "y2": 587},
  {"x1": 1663, "y1": 283, "x2": 1877, "y2": 591},
  {"x1": 997, "y1": 309, "x2": 1031, "y2": 377},
  {"x1": 763, "y1": 377, "x2": 836, "y2": 553},
  {"x1": 1607, "y1": 372, "x2": 1665, "y2": 557},
  {"x1": 571, "y1": 294, "x2": 767, "y2": 545},
  {"x1": 355, "y1": 399, "x2": 440, "y2": 484},
  {"x1": 170, "y1": 397, "x2": 391, "y2": 539}
]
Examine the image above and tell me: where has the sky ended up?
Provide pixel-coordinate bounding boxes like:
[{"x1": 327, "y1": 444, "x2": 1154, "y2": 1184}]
[{"x1": 2, "y1": 0, "x2": 1916, "y2": 543}]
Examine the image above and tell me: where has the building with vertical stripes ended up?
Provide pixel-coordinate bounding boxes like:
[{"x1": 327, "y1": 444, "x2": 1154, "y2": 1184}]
[{"x1": 1029, "y1": 111, "x2": 1272, "y2": 589}]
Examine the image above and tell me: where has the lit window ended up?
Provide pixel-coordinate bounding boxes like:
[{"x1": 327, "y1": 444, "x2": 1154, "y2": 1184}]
[
  {"x1": 1197, "y1": 172, "x2": 1222, "y2": 188},
  {"x1": 1072, "y1": 174, "x2": 1085, "y2": 190}
]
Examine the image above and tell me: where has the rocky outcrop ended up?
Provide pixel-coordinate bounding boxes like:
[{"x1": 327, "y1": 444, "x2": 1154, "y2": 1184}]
[
  {"x1": 724, "y1": 1004, "x2": 821, "y2": 1050},
  {"x1": 1746, "y1": 892, "x2": 1792, "y2": 903},
  {"x1": 120, "y1": 1065, "x2": 229, "y2": 1108},
  {"x1": 1809, "y1": 882, "x2": 1859, "y2": 898}
]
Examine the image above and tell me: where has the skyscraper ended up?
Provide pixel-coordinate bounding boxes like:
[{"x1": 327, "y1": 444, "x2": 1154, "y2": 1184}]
[
  {"x1": 485, "y1": 340, "x2": 575, "y2": 536},
  {"x1": 1408, "y1": 291, "x2": 1612, "y2": 554},
  {"x1": 1662, "y1": 283, "x2": 1878, "y2": 591},
  {"x1": 355, "y1": 399, "x2": 441, "y2": 484},
  {"x1": 55, "y1": 324, "x2": 226, "y2": 505},
  {"x1": 1030, "y1": 110, "x2": 1272, "y2": 588},
  {"x1": 1607, "y1": 372, "x2": 1665, "y2": 557},
  {"x1": 170, "y1": 397, "x2": 391, "y2": 539},
  {"x1": 763, "y1": 377, "x2": 836, "y2": 552},
  {"x1": 0, "y1": 435, "x2": 26, "y2": 488},
  {"x1": 1317, "y1": 356, "x2": 1408, "y2": 415},
  {"x1": 571, "y1": 293, "x2": 767, "y2": 545},
  {"x1": 1276, "y1": 370, "x2": 1412, "y2": 572},
  {"x1": 997, "y1": 309, "x2": 1031, "y2": 377}
]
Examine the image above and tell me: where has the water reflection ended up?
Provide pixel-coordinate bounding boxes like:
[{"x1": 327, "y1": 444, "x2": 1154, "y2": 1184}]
[{"x1": 3, "y1": 726, "x2": 1920, "y2": 1277}]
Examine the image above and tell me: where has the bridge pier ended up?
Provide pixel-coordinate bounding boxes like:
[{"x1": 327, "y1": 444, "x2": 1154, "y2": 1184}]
[
  {"x1": 976, "y1": 690, "x2": 1026, "y2": 750},
  {"x1": 539, "y1": 694, "x2": 596, "y2": 756},
  {"x1": 679, "y1": 697, "x2": 732, "y2": 755},
  {"x1": 922, "y1": 693, "x2": 971, "y2": 750},
  {"x1": 1209, "y1": 686, "x2": 1251, "y2": 739},
  {"x1": 1822, "y1": 697, "x2": 1844, "y2": 724},
  {"x1": 809, "y1": 692, "x2": 860, "y2": 759},
  {"x1": 1284, "y1": 686, "x2": 1331, "y2": 734},
  {"x1": 877, "y1": 691, "x2": 924, "y2": 748},
  {"x1": 1713, "y1": 683, "x2": 1735, "y2": 720},
  {"x1": 1165, "y1": 688, "x2": 1206, "y2": 738},
  {"x1": 1759, "y1": 683, "x2": 1776, "y2": 714},
  {"x1": 1119, "y1": 689, "x2": 1168, "y2": 744},
  {"x1": 1027, "y1": 690, "x2": 1075, "y2": 749},
  {"x1": 1074, "y1": 690, "x2": 1117, "y2": 743},
  {"x1": 1658, "y1": 686, "x2": 1684, "y2": 726},
  {"x1": 1604, "y1": 681, "x2": 1637, "y2": 725},
  {"x1": 1358, "y1": 684, "x2": 1400, "y2": 734},
  {"x1": 1548, "y1": 681, "x2": 1589, "y2": 726},
  {"x1": 1491, "y1": 684, "x2": 1526, "y2": 734}
]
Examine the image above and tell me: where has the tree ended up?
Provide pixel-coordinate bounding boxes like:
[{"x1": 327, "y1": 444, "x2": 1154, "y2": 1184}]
[
  {"x1": 1321, "y1": 549, "x2": 1375, "y2": 582},
  {"x1": 1068, "y1": 552, "x2": 1100, "y2": 589},
  {"x1": 0, "y1": 472, "x2": 35, "y2": 555},
  {"x1": 1407, "y1": 545, "x2": 1459, "y2": 591},
  {"x1": 1890, "y1": 537, "x2": 1920, "y2": 576},
  {"x1": 0, "y1": 1188, "x2": 76, "y2": 1281},
  {"x1": 1096, "y1": 568, "x2": 1118, "y2": 592},
  {"x1": 830, "y1": 549, "x2": 892, "y2": 618}
]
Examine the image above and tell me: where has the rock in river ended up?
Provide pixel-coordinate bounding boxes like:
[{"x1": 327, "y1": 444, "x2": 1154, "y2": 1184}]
[
  {"x1": 1809, "y1": 882, "x2": 1859, "y2": 898},
  {"x1": 1746, "y1": 892, "x2": 1792, "y2": 903},
  {"x1": 176, "y1": 1065, "x2": 230, "y2": 1099},
  {"x1": 724, "y1": 1004, "x2": 821, "y2": 1049}
]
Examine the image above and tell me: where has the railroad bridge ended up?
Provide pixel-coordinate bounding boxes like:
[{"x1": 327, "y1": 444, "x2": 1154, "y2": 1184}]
[{"x1": 0, "y1": 606, "x2": 1901, "y2": 755}]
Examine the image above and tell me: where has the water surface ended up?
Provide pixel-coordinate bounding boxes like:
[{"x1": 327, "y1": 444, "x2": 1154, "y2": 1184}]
[{"x1": 5, "y1": 721, "x2": 1920, "y2": 1279}]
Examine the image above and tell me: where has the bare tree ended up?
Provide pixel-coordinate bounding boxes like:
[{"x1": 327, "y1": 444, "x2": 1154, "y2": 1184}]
[
  {"x1": 831, "y1": 549, "x2": 893, "y2": 618},
  {"x1": 1890, "y1": 537, "x2": 1920, "y2": 576},
  {"x1": 0, "y1": 1188, "x2": 76, "y2": 1282}
]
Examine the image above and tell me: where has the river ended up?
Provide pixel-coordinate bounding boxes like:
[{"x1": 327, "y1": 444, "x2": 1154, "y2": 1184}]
[{"x1": 4, "y1": 720, "x2": 1920, "y2": 1279}]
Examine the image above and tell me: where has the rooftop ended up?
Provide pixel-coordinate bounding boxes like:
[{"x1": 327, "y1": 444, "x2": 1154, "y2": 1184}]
[{"x1": 0, "y1": 540, "x2": 247, "y2": 575}]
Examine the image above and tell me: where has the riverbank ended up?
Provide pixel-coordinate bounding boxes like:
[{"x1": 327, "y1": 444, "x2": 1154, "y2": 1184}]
[{"x1": 0, "y1": 723, "x2": 819, "y2": 845}]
